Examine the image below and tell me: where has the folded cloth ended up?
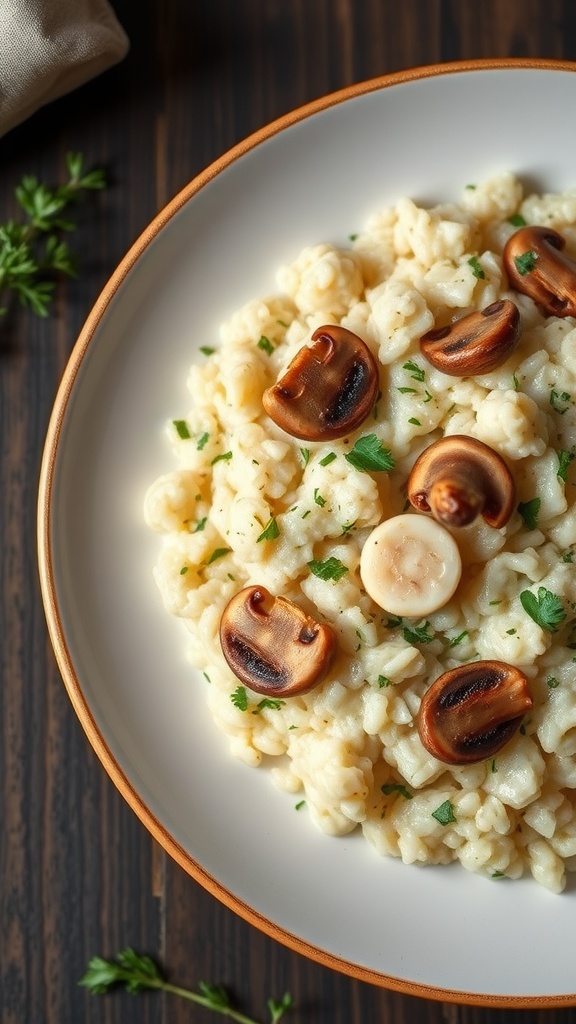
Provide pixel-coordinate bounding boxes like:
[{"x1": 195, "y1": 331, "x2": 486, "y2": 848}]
[{"x1": 0, "y1": 0, "x2": 129, "y2": 138}]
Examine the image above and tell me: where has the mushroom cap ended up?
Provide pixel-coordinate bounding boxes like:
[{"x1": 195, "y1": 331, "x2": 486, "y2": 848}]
[
  {"x1": 407, "y1": 434, "x2": 516, "y2": 529},
  {"x1": 503, "y1": 225, "x2": 576, "y2": 318},
  {"x1": 219, "y1": 585, "x2": 337, "y2": 697}
]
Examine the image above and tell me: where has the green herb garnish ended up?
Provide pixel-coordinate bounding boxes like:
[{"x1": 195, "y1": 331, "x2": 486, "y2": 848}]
[
  {"x1": 520, "y1": 587, "x2": 566, "y2": 632},
  {"x1": 207, "y1": 547, "x2": 230, "y2": 564},
  {"x1": 381, "y1": 783, "x2": 413, "y2": 800},
  {"x1": 319, "y1": 452, "x2": 337, "y2": 466},
  {"x1": 230, "y1": 686, "x2": 249, "y2": 711},
  {"x1": 514, "y1": 250, "x2": 538, "y2": 275},
  {"x1": 402, "y1": 621, "x2": 435, "y2": 645},
  {"x1": 211, "y1": 451, "x2": 233, "y2": 465},
  {"x1": 197, "y1": 431, "x2": 210, "y2": 450},
  {"x1": 550, "y1": 389, "x2": 571, "y2": 414},
  {"x1": 173, "y1": 419, "x2": 191, "y2": 439},
  {"x1": 517, "y1": 497, "x2": 540, "y2": 530},
  {"x1": 402, "y1": 359, "x2": 426, "y2": 382},
  {"x1": 256, "y1": 517, "x2": 280, "y2": 542},
  {"x1": 299, "y1": 448, "x2": 310, "y2": 467},
  {"x1": 508, "y1": 213, "x2": 527, "y2": 227},
  {"x1": 313, "y1": 488, "x2": 326, "y2": 507},
  {"x1": 0, "y1": 152, "x2": 106, "y2": 319},
  {"x1": 199, "y1": 345, "x2": 215, "y2": 355},
  {"x1": 307, "y1": 556, "x2": 348, "y2": 582},
  {"x1": 79, "y1": 948, "x2": 293, "y2": 1023},
  {"x1": 344, "y1": 433, "x2": 395, "y2": 472},
  {"x1": 257, "y1": 335, "x2": 274, "y2": 355},
  {"x1": 557, "y1": 450, "x2": 575, "y2": 482},
  {"x1": 467, "y1": 255, "x2": 485, "y2": 279},
  {"x1": 431, "y1": 800, "x2": 457, "y2": 826}
]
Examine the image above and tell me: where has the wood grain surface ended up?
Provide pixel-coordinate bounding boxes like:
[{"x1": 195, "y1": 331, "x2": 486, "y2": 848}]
[{"x1": 2, "y1": 2, "x2": 576, "y2": 1021}]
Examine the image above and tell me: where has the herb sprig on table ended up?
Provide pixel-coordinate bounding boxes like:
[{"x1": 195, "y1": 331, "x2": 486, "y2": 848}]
[
  {"x1": 80, "y1": 948, "x2": 293, "y2": 1023},
  {"x1": 0, "y1": 152, "x2": 106, "y2": 318}
]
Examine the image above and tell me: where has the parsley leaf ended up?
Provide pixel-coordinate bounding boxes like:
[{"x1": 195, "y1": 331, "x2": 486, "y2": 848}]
[
  {"x1": 307, "y1": 556, "x2": 348, "y2": 582},
  {"x1": 514, "y1": 250, "x2": 538, "y2": 275},
  {"x1": 381, "y1": 783, "x2": 413, "y2": 800},
  {"x1": 467, "y1": 255, "x2": 485, "y2": 279},
  {"x1": 550, "y1": 389, "x2": 571, "y2": 414},
  {"x1": 257, "y1": 335, "x2": 274, "y2": 355},
  {"x1": 508, "y1": 213, "x2": 527, "y2": 227},
  {"x1": 517, "y1": 497, "x2": 540, "y2": 530},
  {"x1": 313, "y1": 488, "x2": 326, "y2": 507},
  {"x1": 199, "y1": 345, "x2": 215, "y2": 355},
  {"x1": 402, "y1": 359, "x2": 426, "y2": 382},
  {"x1": 344, "y1": 433, "x2": 395, "y2": 472},
  {"x1": 211, "y1": 451, "x2": 233, "y2": 465},
  {"x1": 557, "y1": 449, "x2": 575, "y2": 482},
  {"x1": 431, "y1": 800, "x2": 457, "y2": 826},
  {"x1": 230, "y1": 686, "x2": 249, "y2": 711},
  {"x1": 520, "y1": 587, "x2": 566, "y2": 632},
  {"x1": 253, "y1": 698, "x2": 285, "y2": 713},
  {"x1": 206, "y1": 547, "x2": 230, "y2": 564},
  {"x1": 319, "y1": 452, "x2": 337, "y2": 466},
  {"x1": 172, "y1": 419, "x2": 191, "y2": 439},
  {"x1": 197, "y1": 431, "x2": 210, "y2": 450},
  {"x1": 299, "y1": 448, "x2": 311, "y2": 466},
  {"x1": 256, "y1": 517, "x2": 280, "y2": 542},
  {"x1": 402, "y1": 621, "x2": 435, "y2": 645}
]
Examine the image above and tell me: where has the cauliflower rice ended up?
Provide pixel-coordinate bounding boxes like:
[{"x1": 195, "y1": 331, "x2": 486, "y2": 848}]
[{"x1": 144, "y1": 172, "x2": 576, "y2": 893}]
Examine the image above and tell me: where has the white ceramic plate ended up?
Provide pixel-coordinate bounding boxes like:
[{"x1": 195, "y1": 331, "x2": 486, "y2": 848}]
[{"x1": 38, "y1": 60, "x2": 576, "y2": 1007}]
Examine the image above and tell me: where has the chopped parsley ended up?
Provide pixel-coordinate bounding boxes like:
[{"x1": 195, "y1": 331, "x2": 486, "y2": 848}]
[
  {"x1": 514, "y1": 249, "x2": 538, "y2": 275},
  {"x1": 295, "y1": 799, "x2": 306, "y2": 810},
  {"x1": 508, "y1": 213, "x2": 527, "y2": 227},
  {"x1": 173, "y1": 419, "x2": 191, "y2": 439},
  {"x1": 197, "y1": 431, "x2": 210, "y2": 450},
  {"x1": 402, "y1": 359, "x2": 426, "y2": 382},
  {"x1": 313, "y1": 488, "x2": 326, "y2": 507},
  {"x1": 211, "y1": 451, "x2": 233, "y2": 465},
  {"x1": 403, "y1": 621, "x2": 435, "y2": 645},
  {"x1": 381, "y1": 783, "x2": 413, "y2": 800},
  {"x1": 557, "y1": 449, "x2": 575, "y2": 482},
  {"x1": 431, "y1": 800, "x2": 457, "y2": 826},
  {"x1": 300, "y1": 447, "x2": 311, "y2": 466},
  {"x1": 377, "y1": 675, "x2": 393, "y2": 687},
  {"x1": 408, "y1": 417, "x2": 421, "y2": 426},
  {"x1": 193, "y1": 516, "x2": 207, "y2": 532},
  {"x1": 253, "y1": 698, "x2": 285, "y2": 713},
  {"x1": 179, "y1": 566, "x2": 189, "y2": 575},
  {"x1": 307, "y1": 556, "x2": 348, "y2": 582},
  {"x1": 230, "y1": 686, "x2": 248, "y2": 711},
  {"x1": 319, "y1": 452, "x2": 337, "y2": 466},
  {"x1": 257, "y1": 334, "x2": 274, "y2": 355},
  {"x1": 517, "y1": 497, "x2": 541, "y2": 530},
  {"x1": 206, "y1": 547, "x2": 230, "y2": 564},
  {"x1": 344, "y1": 433, "x2": 395, "y2": 472},
  {"x1": 448, "y1": 630, "x2": 468, "y2": 647},
  {"x1": 467, "y1": 255, "x2": 485, "y2": 279},
  {"x1": 256, "y1": 517, "x2": 280, "y2": 542},
  {"x1": 550, "y1": 389, "x2": 571, "y2": 414},
  {"x1": 520, "y1": 587, "x2": 566, "y2": 632},
  {"x1": 546, "y1": 675, "x2": 561, "y2": 689},
  {"x1": 199, "y1": 345, "x2": 215, "y2": 355}
]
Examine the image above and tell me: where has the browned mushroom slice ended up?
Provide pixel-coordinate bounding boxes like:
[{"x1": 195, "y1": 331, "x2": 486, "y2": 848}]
[
  {"x1": 219, "y1": 585, "x2": 336, "y2": 696},
  {"x1": 420, "y1": 300, "x2": 521, "y2": 376},
  {"x1": 407, "y1": 434, "x2": 515, "y2": 529},
  {"x1": 503, "y1": 225, "x2": 576, "y2": 318},
  {"x1": 418, "y1": 660, "x2": 533, "y2": 765},
  {"x1": 262, "y1": 325, "x2": 379, "y2": 441}
]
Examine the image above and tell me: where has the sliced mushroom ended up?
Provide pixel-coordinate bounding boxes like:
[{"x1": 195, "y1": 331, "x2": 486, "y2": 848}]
[
  {"x1": 420, "y1": 300, "x2": 521, "y2": 376},
  {"x1": 219, "y1": 585, "x2": 336, "y2": 696},
  {"x1": 503, "y1": 225, "x2": 576, "y2": 318},
  {"x1": 262, "y1": 324, "x2": 379, "y2": 441},
  {"x1": 359, "y1": 514, "x2": 462, "y2": 618},
  {"x1": 418, "y1": 660, "x2": 533, "y2": 765},
  {"x1": 407, "y1": 435, "x2": 515, "y2": 529}
]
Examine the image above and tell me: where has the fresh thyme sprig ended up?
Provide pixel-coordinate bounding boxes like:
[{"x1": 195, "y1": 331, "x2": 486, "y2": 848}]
[
  {"x1": 79, "y1": 947, "x2": 293, "y2": 1024},
  {"x1": 0, "y1": 151, "x2": 106, "y2": 318}
]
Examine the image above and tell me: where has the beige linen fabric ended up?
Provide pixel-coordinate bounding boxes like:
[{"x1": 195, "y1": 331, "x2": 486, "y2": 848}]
[{"x1": 0, "y1": 0, "x2": 129, "y2": 137}]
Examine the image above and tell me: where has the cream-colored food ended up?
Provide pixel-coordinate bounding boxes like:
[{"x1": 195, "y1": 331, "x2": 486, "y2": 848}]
[{"x1": 145, "y1": 172, "x2": 576, "y2": 892}]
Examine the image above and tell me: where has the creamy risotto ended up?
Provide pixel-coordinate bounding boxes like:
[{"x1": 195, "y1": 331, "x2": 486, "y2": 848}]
[{"x1": 144, "y1": 172, "x2": 576, "y2": 892}]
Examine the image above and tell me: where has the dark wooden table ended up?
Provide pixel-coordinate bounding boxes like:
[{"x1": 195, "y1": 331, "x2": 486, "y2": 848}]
[{"x1": 2, "y1": 2, "x2": 576, "y2": 1022}]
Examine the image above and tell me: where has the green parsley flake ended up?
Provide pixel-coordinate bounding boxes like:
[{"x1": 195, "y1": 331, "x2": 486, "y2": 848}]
[
  {"x1": 257, "y1": 335, "x2": 274, "y2": 355},
  {"x1": 508, "y1": 213, "x2": 527, "y2": 227},
  {"x1": 402, "y1": 359, "x2": 426, "y2": 382},
  {"x1": 199, "y1": 345, "x2": 215, "y2": 355},
  {"x1": 381, "y1": 783, "x2": 413, "y2": 800},
  {"x1": 517, "y1": 497, "x2": 541, "y2": 530},
  {"x1": 300, "y1": 448, "x2": 311, "y2": 467},
  {"x1": 193, "y1": 516, "x2": 207, "y2": 532},
  {"x1": 403, "y1": 621, "x2": 435, "y2": 645},
  {"x1": 207, "y1": 547, "x2": 230, "y2": 564},
  {"x1": 313, "y1": 488, "x2": 326, "y2": 507},
  {"x1": 179, "y1": 566, "x2": 189, "y2": 575},
  {"x1": 408, "y1": 417, "x2": 421, "y2": 426},
  {"x1": 319, "y1": 452, "x2": 337, "y2": 466},
  {"x1": 557, "y1": 450, "x2": 575, "y2": 482},
  {"x1": 307, "y1": 556, "x2": 348, "y2": 582},
  {"x1": 514, "y1": 249, "x2": 538, "y2": 275},
  {"x1": 211, "y1": 451, "x2": 233, "y2": 465},
  {"x1": 546, "y1": 676, "x2": 561, "y2": 688},
  {"x1": 431, "y1": 800, "x2": 457, "y2": 826},
  {"x1": 344, "y1": 433, "x2": 395, "y2": 472},
  {"x1": 173, "y1": 419, "x2": 191, "y2": 439},
  {"x1": 448, "y1": 630, "x2": 468, "y2": 647},
  {"x1": 397, "y1": 386, "x2": 419, "y2": 394},
  {"x1": 256, "y1": 517, "x2": 280, "y2": 542},
  {"x1": 230, "y1": 686, "x2": 248, "y2": 711},
  {"x1": 467, "y1": 255, "x2": 485, "y2": 279},
  {"x1": 295, "y1": 799, "x2": 306, "y2": 810},
  {"x1": 550, "y1": 389, "x2": 571, "y2": 414},
  {"x1": 377, "y1": 675, "x2": 392, "y2": 687},
  {"x1": 520, "y1": 587, "x2": 566, "y2": 632},
  {"x1": 197, "y1": 431, "x2": 210, "y2": 450},
  {"x1": 253, "y1": 698, "x2": 285, "y2": 713}
]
